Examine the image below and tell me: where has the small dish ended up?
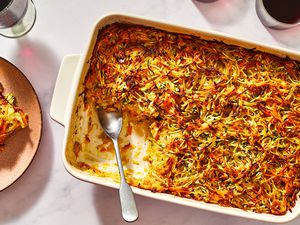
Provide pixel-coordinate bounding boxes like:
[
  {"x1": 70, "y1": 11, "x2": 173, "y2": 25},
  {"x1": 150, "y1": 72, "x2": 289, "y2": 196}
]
[{"x1": 0, "y1": 57, "x2": 42, "y2": 191}]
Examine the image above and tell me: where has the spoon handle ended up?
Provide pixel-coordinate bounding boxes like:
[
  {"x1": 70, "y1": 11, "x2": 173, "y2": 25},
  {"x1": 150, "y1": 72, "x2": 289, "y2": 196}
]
[
  {"x1": 120, "y1": 181, "x2": 138, "y2": 222},
  {"x1": 112, "y1": 139, "x2": 138, "y2": 222}
]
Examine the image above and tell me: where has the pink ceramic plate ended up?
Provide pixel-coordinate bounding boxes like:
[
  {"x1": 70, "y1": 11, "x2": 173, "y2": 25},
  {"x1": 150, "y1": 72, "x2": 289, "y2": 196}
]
[{"x1": 0, "y1": 57, "x2": 42, "y2": 191}]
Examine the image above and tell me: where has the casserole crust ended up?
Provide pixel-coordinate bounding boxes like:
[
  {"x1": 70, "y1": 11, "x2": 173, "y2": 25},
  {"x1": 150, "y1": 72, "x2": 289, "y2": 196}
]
[{"x1": 69, "y1": 23, "x2": 300, "y2": 215}]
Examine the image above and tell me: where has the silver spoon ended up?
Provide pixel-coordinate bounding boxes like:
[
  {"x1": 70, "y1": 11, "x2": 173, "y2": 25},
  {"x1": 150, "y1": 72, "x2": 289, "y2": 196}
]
[{"x1": 96, "y1": 107, "x2": 138, "y2": 222}]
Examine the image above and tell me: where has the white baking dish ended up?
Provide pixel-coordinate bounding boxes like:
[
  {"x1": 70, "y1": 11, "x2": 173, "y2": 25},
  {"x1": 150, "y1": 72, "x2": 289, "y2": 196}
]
[{"x1": 50, "y1": 13, "x2": 300, "y2": 223}]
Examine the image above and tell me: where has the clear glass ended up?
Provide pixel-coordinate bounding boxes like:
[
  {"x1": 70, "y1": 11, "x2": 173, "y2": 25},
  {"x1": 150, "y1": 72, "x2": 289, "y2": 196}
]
[
  {"x1": 256, "y1": 0, "x2": 300, "y2": 30},
  {"x1": 195, "y1": 0, "x2": 218, "y2": 2},
  {"x1": 0, "y1": 0, "x2": 36, "y2": 38}
]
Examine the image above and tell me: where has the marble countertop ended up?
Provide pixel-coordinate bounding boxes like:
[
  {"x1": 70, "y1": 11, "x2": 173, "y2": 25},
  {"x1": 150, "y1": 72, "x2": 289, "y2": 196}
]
[{"x1": 1, "y1": 0, "x2": 300, "y2": 225}]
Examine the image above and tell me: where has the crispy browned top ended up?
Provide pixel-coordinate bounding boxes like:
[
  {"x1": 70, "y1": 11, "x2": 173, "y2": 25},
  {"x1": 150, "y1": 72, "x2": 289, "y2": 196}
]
[{"x1": 83, "y1": 23, "x2": 300, "y2": 215}]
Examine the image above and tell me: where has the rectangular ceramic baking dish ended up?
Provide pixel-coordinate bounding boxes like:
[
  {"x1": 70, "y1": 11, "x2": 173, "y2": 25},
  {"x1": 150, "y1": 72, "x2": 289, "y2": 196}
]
[{"x1": 50, "y1": 13, "x2": 300, "y2": 223}]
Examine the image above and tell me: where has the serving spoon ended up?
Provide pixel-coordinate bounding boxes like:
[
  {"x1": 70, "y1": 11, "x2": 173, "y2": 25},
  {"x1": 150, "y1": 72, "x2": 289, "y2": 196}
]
[{"x1": 96, "y1": 107, "x2": 138, "y2": 222}]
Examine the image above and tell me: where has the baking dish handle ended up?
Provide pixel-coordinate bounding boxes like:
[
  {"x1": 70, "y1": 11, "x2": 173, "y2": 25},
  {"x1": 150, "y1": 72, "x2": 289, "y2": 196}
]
[{"x1": 50, "y1": 55, "x2": 81, "y2": 126}]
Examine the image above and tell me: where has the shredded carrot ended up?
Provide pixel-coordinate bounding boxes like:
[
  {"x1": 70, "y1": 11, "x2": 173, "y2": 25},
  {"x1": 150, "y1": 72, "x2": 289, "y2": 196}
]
[
  {"x1": 0, "y1": 88, "x2": 28, "y2": 146},
  {"x1": 83, "y1": 23, "x2": 300, "y2": 215}
]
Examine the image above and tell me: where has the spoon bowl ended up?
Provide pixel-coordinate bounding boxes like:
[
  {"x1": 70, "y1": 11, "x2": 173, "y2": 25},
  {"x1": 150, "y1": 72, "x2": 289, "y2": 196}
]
[{"x1": 97, "y1": 108, "x2": 122, "y2": 139}]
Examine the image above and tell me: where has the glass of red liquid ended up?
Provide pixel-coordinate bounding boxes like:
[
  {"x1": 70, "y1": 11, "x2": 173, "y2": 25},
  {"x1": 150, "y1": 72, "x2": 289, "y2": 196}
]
[
  {"x1": 256, "y1": 0, "x2": 300, "y2": 29},
  {"x1": 0, "y1": 0, "x2": 36, "y2": 38}
]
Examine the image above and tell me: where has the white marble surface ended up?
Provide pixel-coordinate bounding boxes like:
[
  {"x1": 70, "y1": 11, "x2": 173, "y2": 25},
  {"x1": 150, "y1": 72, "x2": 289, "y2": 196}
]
[{"x1": 0, "y1": 0, "x2": 300, "y2": 225}]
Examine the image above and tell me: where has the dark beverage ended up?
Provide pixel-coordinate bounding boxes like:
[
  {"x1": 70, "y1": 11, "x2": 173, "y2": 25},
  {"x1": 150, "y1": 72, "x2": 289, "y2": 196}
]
[
  {"x1": 262, "y1": 0, "x2": 300, "y2": 24},
  {"x1": 0, "y1": 0, "x2": 12, "y2": 11}
]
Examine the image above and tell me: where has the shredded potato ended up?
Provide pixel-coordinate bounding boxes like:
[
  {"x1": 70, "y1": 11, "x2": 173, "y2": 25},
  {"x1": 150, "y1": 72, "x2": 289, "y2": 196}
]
[
  {"x1": 80, "y1": 23, "x2": 300, "y2": 215},
  {"x1": 0, "y1": 87, "x2": 28, "y2": 146}
]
